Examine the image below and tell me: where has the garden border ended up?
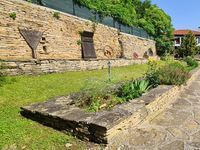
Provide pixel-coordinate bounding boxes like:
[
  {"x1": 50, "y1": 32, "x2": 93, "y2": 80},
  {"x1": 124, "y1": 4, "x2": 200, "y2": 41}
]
[{"x1": 21, "y1": 67, "x2": 200, "y2": 144}]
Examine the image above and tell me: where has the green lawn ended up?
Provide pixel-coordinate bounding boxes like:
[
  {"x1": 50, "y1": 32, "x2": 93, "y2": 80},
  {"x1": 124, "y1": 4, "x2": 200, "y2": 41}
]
[{"x1": 0, "y1": 64, "x2": 147, "y2": 150}]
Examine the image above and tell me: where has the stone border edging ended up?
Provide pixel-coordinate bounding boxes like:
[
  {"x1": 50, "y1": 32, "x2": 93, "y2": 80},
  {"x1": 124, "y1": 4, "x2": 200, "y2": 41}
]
[{"x1": 21, "y1": 67, "x2": 200, "y2": 144}]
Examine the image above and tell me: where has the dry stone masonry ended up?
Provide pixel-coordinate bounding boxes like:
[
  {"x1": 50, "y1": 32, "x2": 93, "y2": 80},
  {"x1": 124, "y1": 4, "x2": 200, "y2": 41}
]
[{"x1": 0, "y1": 0, "x2": 156, "y2": 75}]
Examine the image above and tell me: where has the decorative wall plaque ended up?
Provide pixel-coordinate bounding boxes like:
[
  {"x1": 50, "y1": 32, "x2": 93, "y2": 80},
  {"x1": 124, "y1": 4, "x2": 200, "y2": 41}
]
[
  {"x1": 81, "y1": 31, "x2": 96, "y2": 59},
  {"x1": 19, "y1": 29, "x2": 43, "y2": 59},
  {"x1": 103, "y1": 46, "x2": 114, "y2": 58}
]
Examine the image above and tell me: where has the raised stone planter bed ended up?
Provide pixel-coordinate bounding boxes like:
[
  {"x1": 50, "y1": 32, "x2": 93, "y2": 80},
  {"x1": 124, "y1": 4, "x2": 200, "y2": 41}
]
[{"x1": 21, "y1": 67, "x2": 200, "y2": 144}]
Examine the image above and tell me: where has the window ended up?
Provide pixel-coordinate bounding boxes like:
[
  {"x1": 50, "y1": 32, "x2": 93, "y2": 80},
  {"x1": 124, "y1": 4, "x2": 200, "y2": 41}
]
[
  {"x1": 197, "y1": 37, "x2": 200, "y2": 44},
  {"x1": 174, "y1": 37, "x2": 180, "y2": 45}
]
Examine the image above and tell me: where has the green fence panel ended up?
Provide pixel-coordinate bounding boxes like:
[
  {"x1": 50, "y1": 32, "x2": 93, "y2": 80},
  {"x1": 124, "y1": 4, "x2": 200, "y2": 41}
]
[
  {"x1": 26, "y1": 0, "x2": 150, "y2": 39},
  {"x1": 74, "y1": 4, "x2": 94, "y2": 20},
  {"x1": 101, "y1": 16, "x2": 114, "y2": 27},
  {"x1": 41, "y1": 0, "x2": 74, "y2": 14}
]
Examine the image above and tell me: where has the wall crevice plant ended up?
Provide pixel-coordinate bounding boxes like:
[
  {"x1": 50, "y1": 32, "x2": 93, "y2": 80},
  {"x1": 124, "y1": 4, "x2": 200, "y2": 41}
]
[
  {"x1": 9, "y1": 12, "x2": 16, "y2": 20},
  {"x1": 53, "y1": 12, "x2": 60, "y2": 19}
]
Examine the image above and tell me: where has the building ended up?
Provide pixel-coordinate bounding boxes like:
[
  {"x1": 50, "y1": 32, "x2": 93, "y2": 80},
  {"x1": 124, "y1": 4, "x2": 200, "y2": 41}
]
[{"x1": 174, "y1": 29, "x2": 200, "y2": 48}]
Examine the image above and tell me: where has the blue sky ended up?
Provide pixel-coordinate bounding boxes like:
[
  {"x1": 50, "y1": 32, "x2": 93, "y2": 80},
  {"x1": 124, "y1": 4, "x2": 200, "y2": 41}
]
[{"x1": 151, "y1": 0, "x2": 200, "y2": 30}]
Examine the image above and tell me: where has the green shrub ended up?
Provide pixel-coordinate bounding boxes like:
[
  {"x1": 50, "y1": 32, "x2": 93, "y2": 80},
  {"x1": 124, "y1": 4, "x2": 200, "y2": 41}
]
[
  {"x1": 184, "y1": 56, "x2": 198, "y2": 69},
  {"x1": 158, "y1": 62, "x2": 190, "y2": 86},
  {"x1": 119, "y1": 79, "x2": 151, "y2": 101},
  {"x1": 145, "y1": 59, "x2": 160, "y2": 88},
  {"x1": 9, "y1": 12, "x2": 16, "y2": 20},
  {"x1": 53, "y1": 12, "x2": 60, "y2": 19},
  {"x1": 160, "y1": 54, "x2": 175, "y2": 62}
]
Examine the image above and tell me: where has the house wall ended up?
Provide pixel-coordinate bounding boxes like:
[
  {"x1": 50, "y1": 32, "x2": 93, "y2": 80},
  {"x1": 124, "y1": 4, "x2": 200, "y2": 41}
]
[
  {"x1": 174, "y1": 35, "x2": 200, "y2": 47},
  {"x1": 0, "y1": 0, "x2": 156, "y2": 75}
]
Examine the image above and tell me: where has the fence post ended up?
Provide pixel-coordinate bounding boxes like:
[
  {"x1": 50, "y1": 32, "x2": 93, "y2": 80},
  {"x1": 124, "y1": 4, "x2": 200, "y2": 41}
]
[
  {"x1": 119, "y1": 23, "x2": 121, "y2": 32},
  {"x1": 72, "y1": 0, "x2": 75, "y2": 15},
  {"x1": 131, "y1": 27, "x2": 133, "y2": 35},
  {"x1": 113, "y1": 20, "x2": 115, "y2": 28}
]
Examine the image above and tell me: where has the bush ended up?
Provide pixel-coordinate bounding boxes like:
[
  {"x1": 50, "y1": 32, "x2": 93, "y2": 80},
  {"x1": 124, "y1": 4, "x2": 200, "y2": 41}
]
[
  {"x1": 184, "y1": 56, "x2": 198, "y2": 69},
  {"x1": 119, "y1": 79, "x2": 151, "y2": 101},
  {"x1": 146, "y1": 59, "x2": 191, "y2": 86},
  {"x1": 160, "y1": 54, "x2": 175, "y2": 62},
  {"x1": 145, "y1": 58, "x2": 160, "y2": 88},
  {"x1": 158, "y1": 62, "x2": 190, "y2": 85}
]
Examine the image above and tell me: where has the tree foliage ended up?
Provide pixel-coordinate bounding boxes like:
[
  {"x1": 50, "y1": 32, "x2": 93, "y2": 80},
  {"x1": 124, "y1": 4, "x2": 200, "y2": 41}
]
[
  {"x1": 75, "y1": 0, "x2": 174, "y2": 56},
  {"x1": 177, "y1": 31, "x2": 198, "y2": 57},
  {"x1": 138, "y1": 6, "x2": 174, "y2": 55}
]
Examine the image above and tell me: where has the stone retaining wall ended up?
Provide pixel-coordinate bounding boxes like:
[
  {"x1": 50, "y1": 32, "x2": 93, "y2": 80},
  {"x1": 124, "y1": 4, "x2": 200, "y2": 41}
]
[{"x1": 0, "y1": 0, "x2": 156, "y2": 75}]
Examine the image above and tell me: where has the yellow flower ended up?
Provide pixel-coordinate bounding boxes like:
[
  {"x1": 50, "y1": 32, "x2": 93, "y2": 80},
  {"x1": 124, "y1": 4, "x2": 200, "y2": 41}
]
[{"x1": 148, "y1": 57, "x2": 156, "y2": 63}]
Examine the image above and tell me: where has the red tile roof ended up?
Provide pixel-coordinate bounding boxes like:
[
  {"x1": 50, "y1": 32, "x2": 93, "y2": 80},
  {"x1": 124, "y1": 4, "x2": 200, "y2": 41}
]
[{"x1": 174, "y1": 30, "x2": 200, "y2": 36}]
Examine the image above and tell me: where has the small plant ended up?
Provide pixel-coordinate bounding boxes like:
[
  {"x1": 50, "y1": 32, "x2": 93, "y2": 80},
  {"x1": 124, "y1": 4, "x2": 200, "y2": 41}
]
[
  {"x1": 77, "y1": 40, "x2": 82, "y2": 45},
  {"x1": 184, "y1": 56, "x2": 198, "y2": 69},
  {"x1": 85, "y1": 21, "x2": 90, "y2": 26},
  {"x1": 53, "y1": 12, "x2": 60, "y2": 19},
  {"x1": 86, "y1": 96, "x2": 101, "y2": 112},
  {"x1": 78, "y1": 31, "x2": 83, "y2": 36},
  {"x1": 119, "y1": 79, "x2": 151, "y2": 101},
  {"x1": 9, "y1": 12, "x2": 16, "y2": 20},
  {"x1": 92, "y1": 22, "x2": 98, "y2": 33}
]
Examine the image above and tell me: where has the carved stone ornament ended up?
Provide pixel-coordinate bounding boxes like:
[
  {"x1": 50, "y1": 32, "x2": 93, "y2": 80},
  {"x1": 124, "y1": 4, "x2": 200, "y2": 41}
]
[{"x1": 19, "y1": 28, "x2": 43, "y2": 59}]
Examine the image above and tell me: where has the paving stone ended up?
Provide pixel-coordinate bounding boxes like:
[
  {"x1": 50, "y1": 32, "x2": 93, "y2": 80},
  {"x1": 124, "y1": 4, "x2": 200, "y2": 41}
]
[
  {"x1": 172, "y1": 99, "x2": 191, "y2": 110},
  {"x1": 158, "y1": 141, "x2": 184, "y2": 150},
  {"x1": 125, "y1": 128, "x2": 167, "y2": 147},
  {"x1": 150, "y1": 109, "x2": 190, "y2": 126},
  {"x1": 167, "y1": 127, "x2": 189, "y2": 140},
  {"x1": 191, "y1": 131, "x2": 200, "y2": 142},
  {"x1": 185, "y1": 142, "x2": 200, "y2": 149},
  {"x1": 181, "y1": 118, "x2": 200, "y2": 135}
]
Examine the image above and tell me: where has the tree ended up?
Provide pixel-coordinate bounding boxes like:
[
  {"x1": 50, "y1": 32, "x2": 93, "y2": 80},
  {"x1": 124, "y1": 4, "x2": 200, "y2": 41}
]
[
  {"x1": 132, "y1": 0, "x2": 151, "y2": 18},
  {"x1": 177, "y1": 31, "x2": 198, "y2": 57},
  {"x1": 138, "y1": 5, "x2": 174, "y2": 56}
]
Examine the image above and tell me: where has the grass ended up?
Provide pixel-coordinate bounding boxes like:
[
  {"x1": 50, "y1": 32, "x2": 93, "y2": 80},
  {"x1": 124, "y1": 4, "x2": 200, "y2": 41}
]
[{"x1": 0, "y1": 64, "x2": 147, "y2": 149}]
